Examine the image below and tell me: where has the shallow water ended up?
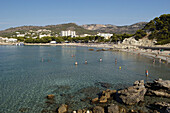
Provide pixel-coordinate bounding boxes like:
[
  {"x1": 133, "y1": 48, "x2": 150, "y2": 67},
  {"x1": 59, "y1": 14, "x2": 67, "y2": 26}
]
[{"x1": 0, "y1": 45, "x2": 169, "y2": 112}]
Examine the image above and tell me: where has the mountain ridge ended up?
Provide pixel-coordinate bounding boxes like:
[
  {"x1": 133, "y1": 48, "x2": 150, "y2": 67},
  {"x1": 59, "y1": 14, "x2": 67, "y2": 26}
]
[
  {"x1": 0, "y1": 22, "x2": 147, "y2": 37},
  {"x1": 81, "y1": 22, "x2": 147, "y2": 34}
]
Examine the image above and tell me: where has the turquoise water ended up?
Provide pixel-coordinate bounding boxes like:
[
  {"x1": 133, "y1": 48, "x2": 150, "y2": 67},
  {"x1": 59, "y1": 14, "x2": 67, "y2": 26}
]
[{"x1": 0, "y1": 45, "x2": 169, "y2": 112}]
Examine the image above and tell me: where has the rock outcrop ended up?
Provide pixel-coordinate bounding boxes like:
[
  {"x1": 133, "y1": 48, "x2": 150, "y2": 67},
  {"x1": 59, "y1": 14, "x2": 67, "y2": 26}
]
[
  {"x1": 146, "y1": 78, "x2": 170, "y2": 98},
  {"x1": 107, "y1": 104, "x2": 127, "y2": 113},
  {"x1": 93, "y1": 106, "x2": 104, "y2": 113},
  {"x1": 108, "y1": 104, "x2": 119, "y2": 113},
  {"x1": 99, "y1": 89, "x2": 116, "y2": 103},
  {"x1": 117, "y1": 80, "x2": 146, "y2": 105},
  {"x1": 151, "y1": 102, "x2": 170, "y2": 113},
  {"x1": 122, "y1": 37, "x2": 157, "y2": 46}
]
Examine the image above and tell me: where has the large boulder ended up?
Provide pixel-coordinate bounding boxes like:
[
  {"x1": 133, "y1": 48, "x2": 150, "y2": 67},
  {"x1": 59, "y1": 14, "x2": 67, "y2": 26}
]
[
  {"x1": 93, "y1": 106, "x2": 104, "y2": 113},
  {"x1": 117, "y1": 80, "x2": 146, "y2": 105},
  {"x1": 58, "y1": 104, "x2": 68, "y2": 113},
  {"x1": 108, "y1": 104, "x2": 119, "y2": 113},
  {"x1": 146, "y1": 78, "x2": 170, "y2": 98},
  {"x1": 151, "y1": 102, "x2": 170, "y2": 113},
  {"x1": 108, "y1": 104, "x2": 126, "y2": 113},
  {"x1": 77, "y1": 109, "x2": 82, "y2": 113},
  {"x1": 153, "y1": 78, "x2": 170, "y2": 89}
]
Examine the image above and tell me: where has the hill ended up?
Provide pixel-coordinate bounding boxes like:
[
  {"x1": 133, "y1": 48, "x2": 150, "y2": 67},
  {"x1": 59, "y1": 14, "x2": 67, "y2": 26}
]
[
  {"x1": 134, "y1": 14, "x2": 170, "y2": 45},
  {"x1": 81, "y1": 22, "x2": 147, "y2": 34},
  {"x1": 0, "y1": 23, "x2": 96, "y2": 37},
  {"x1": 0, "y1": 22, "x2": 147, "y2": 37}
]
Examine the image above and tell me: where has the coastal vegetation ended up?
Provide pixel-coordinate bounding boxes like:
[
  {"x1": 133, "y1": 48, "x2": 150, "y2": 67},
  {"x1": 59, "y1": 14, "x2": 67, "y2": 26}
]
[
  {"x1": 134, "y1": 14, "x2": 170, "y2": 44},
  {"x1": 23, "y1": 33, "x2": 133, "y2": 43},
  {"x1": 24, "y1": 36, "x2": 105, "y2": 43}
]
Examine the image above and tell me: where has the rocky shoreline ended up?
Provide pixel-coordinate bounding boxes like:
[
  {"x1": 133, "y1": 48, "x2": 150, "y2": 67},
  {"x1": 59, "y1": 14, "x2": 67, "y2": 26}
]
[{"x1": 44, "y1": 79, "x2": 170, "y2": 113}]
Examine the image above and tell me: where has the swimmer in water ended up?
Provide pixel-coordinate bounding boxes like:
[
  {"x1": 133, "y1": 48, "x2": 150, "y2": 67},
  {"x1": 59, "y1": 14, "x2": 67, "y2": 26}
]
[
  {"x1": 75, "y1": 62, "x2": 78, "y2": 65},
  {"x1": 99, "y1": 58, "x2": 102, "y2": 62},
  {"x1": 115, "y1": 58, "x2": 117, "y2": 64},
  {"x1": 145, "y1": 70, "x2": 149, "y2": 77},
  {"x1": 153, "y1": 59, "x2": 155, "y2": 64},
  {"x1": 85, "y1": 60, "x2": 88, "y2": 64}
]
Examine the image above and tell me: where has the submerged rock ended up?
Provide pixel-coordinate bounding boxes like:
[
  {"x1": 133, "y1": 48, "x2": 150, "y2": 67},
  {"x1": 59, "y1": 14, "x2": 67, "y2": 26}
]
[
  {"x1": 99, "y1": 96, "x2": 107, "y2": 103},
  {"x1": 89, "y1": 49, "x2": 94, "y2": 51},
  {"x1": 58, "y1": 104, "x2": 68, "y2": 113},
  {"x1": 117, "y1": 80, "x2": 146, "y2": 105},
  {"x1": 92, "y1": 97, "x2": 99, "y2": 103},
  {"x1": 95, "y1": 82, "x2": 113, "y2": 88},
  {"x1": 93, "y1": 106, "x2": 104, "y2": 113},
  {"x1": 102, "y1": 89, "x2": 117, "y2": 99},
  {"x1": 47, "y1": 94, "x2": 55, "y2": 99}
]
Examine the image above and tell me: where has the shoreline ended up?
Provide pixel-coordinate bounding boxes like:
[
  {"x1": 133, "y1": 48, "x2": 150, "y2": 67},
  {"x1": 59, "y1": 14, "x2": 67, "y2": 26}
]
[
  {"x1": 1, "y1": 42, "x2": 170, "y2": 63},
  {"x1": 49, "y1": 78, "x2": 170, "y2": 113},
  {"x1": 22, "y1": 43, "x2": 170, "y2": 63}
]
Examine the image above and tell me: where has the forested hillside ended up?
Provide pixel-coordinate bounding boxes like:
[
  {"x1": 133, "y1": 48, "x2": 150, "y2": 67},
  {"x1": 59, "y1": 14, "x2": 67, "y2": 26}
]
[{"x1": 134, "y1": 14, "x2": 170, "y2": 44}]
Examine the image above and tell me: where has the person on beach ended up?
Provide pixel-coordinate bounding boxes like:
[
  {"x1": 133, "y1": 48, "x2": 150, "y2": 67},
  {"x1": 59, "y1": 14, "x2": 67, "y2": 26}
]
[
  {"x1": 159, "y1": 58, "x2": 162, "y2": 63},
  {"x1": 115, "y1": 58, "x2": 117, "y2": 64},
  {"x1": 166, "y1": 57, "x2": 168, "y2": 64},
  {"x1": 155, "y1": 54, "x2": 158, "y2": 57},
  {"x1": 153, "y1": 59, "x2": 155, "y2": 64},
  {"x1": 42, "y1": 58, "x2": 44, "y2": 62}
]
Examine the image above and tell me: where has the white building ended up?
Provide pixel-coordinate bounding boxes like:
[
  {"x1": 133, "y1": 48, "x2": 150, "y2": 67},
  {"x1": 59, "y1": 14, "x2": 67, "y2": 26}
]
[
  {"x1": 0, "y1": 37, "x2": 17, "y2": 43},
  {"x1": 39, "y1": 34, "x2": 51, "y2": 38},
  {"x1": 97, "y1": 33, "x2": 113, "y2": 39},
  {"x1": 79, "y1": 34, "x2": 91, "y2": 37},
  {"x1": 32, "y1": 36, "x2": 38, "y2": 39},
  {"x1": 7, "y1": 38, "x2": 18, "y2": 42},
  {"x1": 61, "y1": 30, "x2": 76, "y2": 37},
  {"x1": 37, "y1": 29, "x2": 51, "y2": 33},
  {"x1": 17, "y1": 34, "x2": 25, "y2": 37},
  {"x1": 50, "y1": 41, "x2": 56, "y2": 44}
]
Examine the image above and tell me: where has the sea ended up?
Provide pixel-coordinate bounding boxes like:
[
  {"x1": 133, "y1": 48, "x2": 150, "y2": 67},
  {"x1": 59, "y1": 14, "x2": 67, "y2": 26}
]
[{"x1": 0, "y1": 45, "x2": 169, "y2": 112}]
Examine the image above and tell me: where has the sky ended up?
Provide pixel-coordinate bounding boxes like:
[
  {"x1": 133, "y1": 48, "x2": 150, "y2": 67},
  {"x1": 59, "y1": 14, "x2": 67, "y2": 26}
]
[{"x1": 0, "y1": 0, "x2": 170, "y2": 30}]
